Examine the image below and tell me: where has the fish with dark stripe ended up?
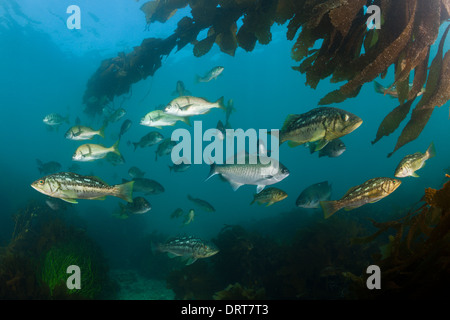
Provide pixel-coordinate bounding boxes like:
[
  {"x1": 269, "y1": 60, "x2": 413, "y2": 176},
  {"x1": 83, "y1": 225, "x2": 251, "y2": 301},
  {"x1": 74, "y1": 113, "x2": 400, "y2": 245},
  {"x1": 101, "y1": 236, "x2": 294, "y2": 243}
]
[{"x1": 31, "y1": 172, "x2": 134, "y2": 204}]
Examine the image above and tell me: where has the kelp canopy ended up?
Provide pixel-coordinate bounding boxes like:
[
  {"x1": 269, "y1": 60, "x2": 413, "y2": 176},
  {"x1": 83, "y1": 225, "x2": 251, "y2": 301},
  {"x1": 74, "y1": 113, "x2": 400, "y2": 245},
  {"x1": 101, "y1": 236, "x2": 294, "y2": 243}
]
[{"x1": 83, "y1": 0, "x2": 450, "y2": 155}]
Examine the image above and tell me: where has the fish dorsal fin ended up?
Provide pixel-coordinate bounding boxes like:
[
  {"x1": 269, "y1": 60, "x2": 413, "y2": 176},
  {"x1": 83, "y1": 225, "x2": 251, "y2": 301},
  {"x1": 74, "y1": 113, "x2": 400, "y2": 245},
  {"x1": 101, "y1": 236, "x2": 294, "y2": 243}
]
[
  {"x1": 281, "y1": 114, "x2": 298, "y2": 131},
  {"x1": 343, "y1": 185, "x2": 360, "y2": 197},
  {"x1": 86, "y1": 176, "x2": 109, "y2": 186}
]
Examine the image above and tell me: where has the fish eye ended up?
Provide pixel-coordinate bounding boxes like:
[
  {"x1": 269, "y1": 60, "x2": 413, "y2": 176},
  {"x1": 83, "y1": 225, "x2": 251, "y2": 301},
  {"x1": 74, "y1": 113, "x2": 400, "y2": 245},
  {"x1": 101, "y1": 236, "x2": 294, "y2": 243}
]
[{"x1": 38, "y1": 180, "x2": 45, "y2": 185}]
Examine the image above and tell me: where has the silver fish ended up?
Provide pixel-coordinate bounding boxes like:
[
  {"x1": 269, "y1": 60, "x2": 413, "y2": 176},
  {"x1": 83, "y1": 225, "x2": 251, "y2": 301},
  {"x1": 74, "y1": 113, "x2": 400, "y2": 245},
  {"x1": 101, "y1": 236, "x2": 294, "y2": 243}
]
[
  {"x1": 164, "y1": 96, "x2": 226, "y2": 117},
  {"x1": 206, "y1": 155, "x2": 290, "y2": 193}
]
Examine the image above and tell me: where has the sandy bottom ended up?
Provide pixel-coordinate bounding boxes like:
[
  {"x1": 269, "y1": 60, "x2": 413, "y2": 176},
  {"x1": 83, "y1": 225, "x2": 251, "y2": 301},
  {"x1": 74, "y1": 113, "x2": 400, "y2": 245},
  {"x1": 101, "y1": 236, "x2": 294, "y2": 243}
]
[{"x1": 110, "y1": 269, "x2": 175, "y2": 300}]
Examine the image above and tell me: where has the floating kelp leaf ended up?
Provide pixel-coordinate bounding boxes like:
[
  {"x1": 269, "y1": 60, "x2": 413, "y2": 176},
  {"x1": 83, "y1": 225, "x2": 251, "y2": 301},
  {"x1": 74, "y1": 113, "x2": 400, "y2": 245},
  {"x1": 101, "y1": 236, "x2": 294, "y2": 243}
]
[
  {"x1": 393, "y1": 0, "x2": 440, "y2": 85},
  {"x1": 307, "y1": 0, "x2": 342, "y2": 29},
  {"x1": 292, "y1": 50, "x2": 319, "y2": 74},
  {"x1": 141, "y1": 0, "x2": 188, "y2": 24},
  {"x1": 408, "y1": 47, "x2": 430, "y2": 100},
  {"x1": 291, "y1": 27, "x2": 317, "y2": 62},
  {"x1": 394, "y1": 55, "x2": 409, "y2": 105},
  {"x1": 190, "y1": 0, "x2": 218, "y2": 26},
  {"x1": 443, "y1": 0, "x2": 450, "y2": 17},
  {"x1": 175, "y1": 17, "x2": 202, "y2": 52},
  {"x1": 215, "y1": 22, "x2": 238, "y2": 56},
  {"x1": 328, "y1": 0, "x2": 365, "y2": 37},
  {"x1": 363, "y1": 29, "x2": 379, "y2": 52},
  {"x1": 286, "y1": 14, "x2": 303, "y2": 41},
  {"x1": 388, "y1": 24, "x2": 450, "y2": 156},
  {"x1": 83, "y1": 36, "x2": 177, "y2": 115},
  {"x1": 427, "y1": 51, "x2": 450, "y2": 109},
  {"x1": 236, "y1": 24, "x2": 257, "y2": 52},
  {"x1": 318, "y1": 86, "x2": 361, "y2": 105},
  {"x1": 274, "y1": 0, "x2": 297, "y2": 24},
  {"x1": 193, "y1": 29, "x2": 217, "y2": 57},
  {"x1": 338, "y1": 0, "x2": 417, "y2": 98},
  {"x1": 387, "y1": 107, "x2": 433, "y2": 158},
  {"x1": 372, "y1": 99, "x2": 414, "y2": 145}
]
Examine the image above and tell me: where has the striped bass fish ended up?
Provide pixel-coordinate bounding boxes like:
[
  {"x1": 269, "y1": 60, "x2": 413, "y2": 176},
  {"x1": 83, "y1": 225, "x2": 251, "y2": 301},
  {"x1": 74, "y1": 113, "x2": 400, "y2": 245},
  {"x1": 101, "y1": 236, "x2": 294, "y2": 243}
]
[
  {"x1": 279, "y1": 107, "x2": 362, "y2": 151},
  {"x1": 320, "y1": 177, "x2": 401, "y2": 219},
  {"x1": 195, "y1": 66, "x2": 224, "y2": 83},
  {"x1": 31, "y1": 172, "x2": 134, "y2": 204},
  {"x1": 154, "y1": 236, "x2": 219, "y2": 265},
  {"x1": 394, "y1": 142, "x2": 436, "y2": 178}
]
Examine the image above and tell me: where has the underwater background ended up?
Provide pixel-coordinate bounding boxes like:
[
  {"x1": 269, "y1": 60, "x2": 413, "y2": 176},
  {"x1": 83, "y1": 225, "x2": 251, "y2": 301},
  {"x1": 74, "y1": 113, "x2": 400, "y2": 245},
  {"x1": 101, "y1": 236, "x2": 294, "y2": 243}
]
[{"x1": 1, "y1": 0, "x2": 450, "y2": 300}]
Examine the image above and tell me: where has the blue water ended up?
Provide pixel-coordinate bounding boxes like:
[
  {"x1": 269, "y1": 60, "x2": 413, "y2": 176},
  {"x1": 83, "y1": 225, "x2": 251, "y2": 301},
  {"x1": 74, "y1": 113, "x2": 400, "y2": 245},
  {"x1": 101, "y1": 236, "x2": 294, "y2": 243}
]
[{"x1": 1, "y1": 0, "x2": 450, "y2": 292}]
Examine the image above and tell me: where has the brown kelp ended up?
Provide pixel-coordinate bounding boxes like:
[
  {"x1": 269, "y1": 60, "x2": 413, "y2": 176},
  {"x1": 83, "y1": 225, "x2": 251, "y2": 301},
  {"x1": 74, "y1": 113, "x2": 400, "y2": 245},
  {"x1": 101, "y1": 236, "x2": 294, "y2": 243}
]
[
  {"x1": 347, "y1": 176, "x2": 450, "y2": 298},
  {"x1": 83, "y1": 0, "x2": 450, "y2": 154}
]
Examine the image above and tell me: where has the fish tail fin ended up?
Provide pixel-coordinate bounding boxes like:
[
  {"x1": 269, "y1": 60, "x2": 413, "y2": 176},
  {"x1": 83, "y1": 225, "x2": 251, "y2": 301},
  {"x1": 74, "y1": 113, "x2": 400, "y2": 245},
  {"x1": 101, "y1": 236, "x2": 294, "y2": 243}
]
[
  {"x1": 425, "y1": 142, "x2": 436, "y2": 160},
  {"x1": 216, "y1": 96, "x2": 226, "y2": 111},
  {"x1": 133, "y1": 142, "x2": 139, "y2": 151},
  {"x1": 64, "y1": 115, "x2": 70, "y2": 124},
  {"x1": 151, "y1": 241, "x2": 161, "y2": 255},
  {"x1": 250, "y1": 196, "x2": 256, "y2": 205},
  {"x1": 114, "y1": 181, "x2": 134, "y2": 203},
  {"x1": 98, "y1": 124, "x2": 106, "y2": 138},
  {"x1": 182, "y1": 116, "x2": 191, "y2": 126},
  {"x1": 168, "y1": 165, "x2": 173, "y2": 172},
  {"x1": 111, "y1": 140, "x2": 121, "y2": 156},
  {"x1": 195, "y1": 74, "x2": 201, "y2": 83},
  {"x1": 373, "y1": 81, "x2": 385, "y2": 94},
  {"x1": 320, "y1": 200, "x2": 341, "y2": 219},
  {"x1": 205, "y1": 163, "x2": 218, "y2": 181}
]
